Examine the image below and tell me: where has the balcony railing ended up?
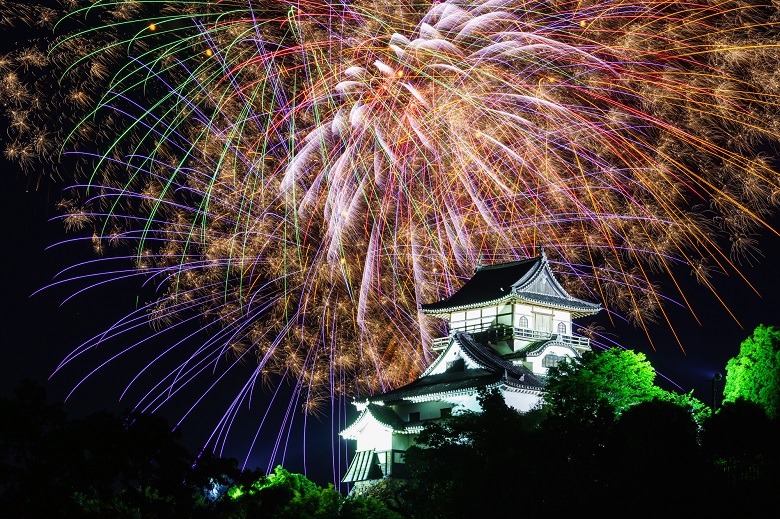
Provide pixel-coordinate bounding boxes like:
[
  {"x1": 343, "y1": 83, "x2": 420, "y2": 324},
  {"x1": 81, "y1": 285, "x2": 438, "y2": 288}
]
[
  {"x1": 431, "y1": 336, "x2": 451, "y2": 350},
  {"x1": 431, "y1": 325, "x2": 590, "y2": 351}
]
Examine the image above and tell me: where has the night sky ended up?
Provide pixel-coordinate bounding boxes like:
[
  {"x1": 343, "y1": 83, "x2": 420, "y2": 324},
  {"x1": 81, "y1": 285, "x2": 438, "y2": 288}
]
[
  {"x1": 3, "y1": 3, "x2": 780, "y2": 490},
  {"x1": 5, "y1": 164, "x2": 780, "y2": 489},
  {"x1": 3, "y1": 169, "x2": 356, "y2": 488}
]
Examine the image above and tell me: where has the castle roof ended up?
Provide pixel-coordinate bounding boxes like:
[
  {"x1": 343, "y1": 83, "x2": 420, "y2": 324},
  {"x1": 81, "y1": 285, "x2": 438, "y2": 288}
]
[
  {"x1": 368, "y1": 368, "x2": 503, "y2": 405},
  {"x1": 364, "y1": 331, "x2": 544, "y2": 406},
  {"x1": 420, "y1": 254, "x2": 601, "y2": 318},
  {"x1": 341, "y1": 450, "x2": 383, "y2": 483}
]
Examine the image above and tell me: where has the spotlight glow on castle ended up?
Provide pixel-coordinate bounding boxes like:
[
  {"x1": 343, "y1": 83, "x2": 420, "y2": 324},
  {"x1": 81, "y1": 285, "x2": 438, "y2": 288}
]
[{"x1": 341, "y1": 253, "x2": 602, "y2": 488}]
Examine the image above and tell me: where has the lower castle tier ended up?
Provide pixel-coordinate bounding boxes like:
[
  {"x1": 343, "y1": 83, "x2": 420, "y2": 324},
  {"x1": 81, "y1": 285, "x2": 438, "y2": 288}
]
[{"x1": 340, "y1": 253, "x2": 602, "y2": 487}]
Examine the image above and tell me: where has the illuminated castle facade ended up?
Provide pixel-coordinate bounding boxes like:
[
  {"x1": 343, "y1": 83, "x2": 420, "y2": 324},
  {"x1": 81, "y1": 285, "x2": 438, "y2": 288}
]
[{"x1": 340, "y1": 253, "x2": 601, "y2": 488}]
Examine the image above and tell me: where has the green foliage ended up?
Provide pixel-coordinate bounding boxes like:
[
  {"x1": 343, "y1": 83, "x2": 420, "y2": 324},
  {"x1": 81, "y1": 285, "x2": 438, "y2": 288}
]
[
  {"x1": 341, "y1": 479, "x2": 408, "y2": 519},
  {"x1": 404, "y1": 349, "x2": 717, "y2": 516},
  {"x1": 9, "y1": 325, "x2": 780, "y2": 519},
  {"x1": 225, "y1": 466, "x2": 402, "y2": 519},
  {"x1": 665, "y1": 390, "x2": 712, "y2": 426},
  {"x1": 540, "y1": 346, "x2": 689, "y2": 478},
  {"x1": 723, "y1": 324, "x2": 780, "y2": 419},
  {"x1": 230, "y1": 466, "x2": 333, "y2": 518},
  {"x1": 539, "y1": 348, "x2": 693, "y2": 507},
  {"x1": 543, "y1": 347, "x2": 668, "y2": 419}
]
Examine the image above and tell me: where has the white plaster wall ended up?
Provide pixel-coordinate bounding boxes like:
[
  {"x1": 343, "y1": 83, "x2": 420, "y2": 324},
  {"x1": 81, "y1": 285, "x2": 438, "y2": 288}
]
[
  {"x1": 390, "y1": 393, "x2": 485, "y2": 426},
  {"x1": 503, "y1": 390, "x2": 543, "y2": 413},
  {"x1": 515, "y1": 304, "x2": 577, "y2": 336},
  {"x1": 354, "y1": 420, "x2": 393, "y2": 452},
  {"x1": 395, "y1": 401, "x2": 450, "y2": 421},
  {"x1": 526, "y1": 344, "x2": 578, "y2": 376},
  {"x1": 391, "y1": 434, "x2": 416, "y2": 450},
  {"x1": 444, "y1": 393, "x2": 483, "y2": 414}
]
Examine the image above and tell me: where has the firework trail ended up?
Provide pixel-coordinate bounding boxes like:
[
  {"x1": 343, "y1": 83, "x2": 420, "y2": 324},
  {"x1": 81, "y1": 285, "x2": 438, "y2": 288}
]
[{"x1": 5, "y1": 0, "x2": 780, "y2": 471}]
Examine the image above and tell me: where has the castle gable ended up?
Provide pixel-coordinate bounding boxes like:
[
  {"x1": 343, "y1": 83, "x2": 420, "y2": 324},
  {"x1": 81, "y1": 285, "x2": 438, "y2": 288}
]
[
  {"x1": 514, "y1": 264, "x2": 570, "y2": 299},
  {"x1": 421, "y1": 334, "x2": 482, "y2": 377}
]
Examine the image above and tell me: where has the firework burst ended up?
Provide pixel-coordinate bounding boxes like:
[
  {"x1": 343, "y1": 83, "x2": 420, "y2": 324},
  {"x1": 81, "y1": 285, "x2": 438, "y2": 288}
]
[{"x1": 5, "y1": 0, "x2": 780, "y2": 468}]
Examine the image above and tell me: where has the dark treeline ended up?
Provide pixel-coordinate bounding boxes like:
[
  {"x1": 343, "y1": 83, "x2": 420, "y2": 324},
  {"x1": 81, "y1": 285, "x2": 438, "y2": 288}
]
[
  {"x1": 3, "y1": 325, "x2": 780, "y2": 518},
  {"x1": 366, "y1": 327, "x2": 780, "y2": 519},
  {"x1": 391, "y1": 331, "x2": 780, "y2": 519},
  {"x1": 0, "y1": 380, "x2": 400, "y2": 519},
  {"x1": 396, "y1": 388, "x2": 780, "y2": 518}
]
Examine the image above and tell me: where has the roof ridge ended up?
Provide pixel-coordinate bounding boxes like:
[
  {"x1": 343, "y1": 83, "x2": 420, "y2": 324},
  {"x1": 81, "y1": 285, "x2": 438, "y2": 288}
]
[{"x1": 475, "y1": 256, "x2": 539, "y2": 271}]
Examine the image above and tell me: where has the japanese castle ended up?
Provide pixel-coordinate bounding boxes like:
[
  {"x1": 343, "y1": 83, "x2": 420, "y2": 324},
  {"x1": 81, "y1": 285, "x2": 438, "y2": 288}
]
[{"x1": 340, "y1": 253, "x2": 602, "y2": 489}]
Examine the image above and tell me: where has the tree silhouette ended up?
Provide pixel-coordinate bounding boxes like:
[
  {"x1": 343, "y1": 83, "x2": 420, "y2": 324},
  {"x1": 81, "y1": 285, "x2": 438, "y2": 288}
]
[{"x1": 0, "y1": 380, "x2": 399, "y2": 518}]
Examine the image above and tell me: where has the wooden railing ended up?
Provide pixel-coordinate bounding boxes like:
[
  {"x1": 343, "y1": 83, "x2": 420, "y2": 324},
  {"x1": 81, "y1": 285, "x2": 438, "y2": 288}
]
[{"x1": 431, "y1": 326, "x2": 590, "y2": 351}]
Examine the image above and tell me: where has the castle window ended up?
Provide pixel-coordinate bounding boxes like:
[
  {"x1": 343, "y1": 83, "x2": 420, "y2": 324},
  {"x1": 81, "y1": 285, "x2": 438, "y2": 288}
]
[
  {"x1": 518, "y1": 315, "x2": 529, "y2": 328},
  {"x1": 440, "y1": 407, "x2": 452, "y2": 418},
  {"x1": 542, "y1": 354, "x2": 566, "y2": 368},
  {"x1": 557, "y1": 322, "x2": 567, "y2": 335},
  {"x1": 409, "y1": 412, "x2": 420, "y2": 422}
]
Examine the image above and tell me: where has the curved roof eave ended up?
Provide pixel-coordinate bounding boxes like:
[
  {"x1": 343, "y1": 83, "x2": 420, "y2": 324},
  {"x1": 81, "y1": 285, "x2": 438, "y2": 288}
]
[
  {"x1": 420, "y1": 295, "x2": 515, "y2": 316},
  {"x1": 522, "y1": 338, "x2": 582, "y2": 358}
]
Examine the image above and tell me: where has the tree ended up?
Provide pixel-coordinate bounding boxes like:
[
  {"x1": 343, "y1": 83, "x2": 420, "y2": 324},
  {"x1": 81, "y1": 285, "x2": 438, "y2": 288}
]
[
  {"x1": 603, "y1": 399, "x2": 716, "y2": 515},
  {"x1": 540, "y1": 347, "x2": 674, "y2": 492},
  {"x1": 0, "y1": 380, "x2": 81, "y2": 518},
  {"x1": 700, "y1": 398, "x2": 780, "y2": 514},
  {"x1": 543, "y1": 347, "x2": 669, "y2": 418},
  {"x1": 226, "y1": 466, "x2": 401, "y2": 519},
  {"x1": 404, "y1": 388, "x2": 545, "y2": 517},
  {"x1": 723, "y1": 324, "x2": 780, "y2": 420},
  {"x1": 0, "y1": 380, "x2": 395, "y2": 518},
  {"x1": 400, "y1": 348, "x2": 744, "y2": 516}
]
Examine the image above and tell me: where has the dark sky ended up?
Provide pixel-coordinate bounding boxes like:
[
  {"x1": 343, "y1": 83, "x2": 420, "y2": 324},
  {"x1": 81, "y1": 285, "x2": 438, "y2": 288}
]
[
  {"x1": 2, "y1": 169, "x2": 353, "y2": 489},
  {"x1": 3, "y1": 5, "x2": 780, "y2": 490},
  {"x1": 5, "y1": 164, "x2": 780, "y2": 491}
]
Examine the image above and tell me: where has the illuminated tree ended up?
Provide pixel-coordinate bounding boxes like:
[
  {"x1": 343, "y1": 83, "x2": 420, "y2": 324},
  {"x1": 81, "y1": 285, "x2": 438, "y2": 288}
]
[
  {"x1": 540, "y1": 346, "x2": 709, "y2": 499},
  {"x1": 226, "y1": 466, "x2": 401, "y2": 519},
  {"x1": 723, "y1": 324, "x2": 780, "y2": 420},
  {"x1": 543, "y1": 347, "x2": 669, "y2": 419}
]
